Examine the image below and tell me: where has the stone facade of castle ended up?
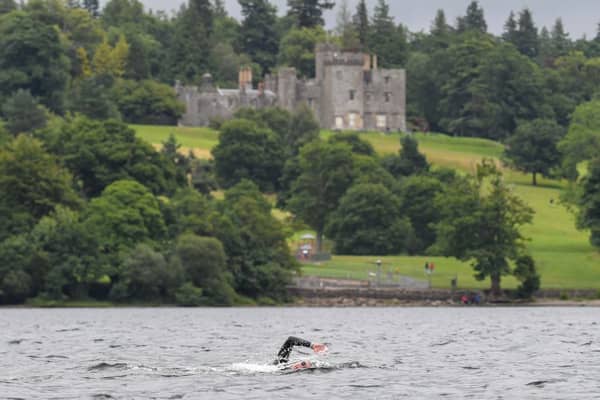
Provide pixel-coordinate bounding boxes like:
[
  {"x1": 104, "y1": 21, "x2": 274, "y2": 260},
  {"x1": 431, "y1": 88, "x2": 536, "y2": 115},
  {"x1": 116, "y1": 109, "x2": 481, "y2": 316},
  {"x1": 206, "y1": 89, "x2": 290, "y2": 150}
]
[{"x1": 175, "y1": 43, "x2": 406, "y2": 132}]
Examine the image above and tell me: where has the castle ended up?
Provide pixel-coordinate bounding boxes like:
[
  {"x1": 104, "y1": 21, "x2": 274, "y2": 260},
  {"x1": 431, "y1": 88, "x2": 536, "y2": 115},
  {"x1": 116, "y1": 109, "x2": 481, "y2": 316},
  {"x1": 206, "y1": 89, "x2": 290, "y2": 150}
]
[{"x1": 175, "y1": 43, "x2": 406, "y2": 132}]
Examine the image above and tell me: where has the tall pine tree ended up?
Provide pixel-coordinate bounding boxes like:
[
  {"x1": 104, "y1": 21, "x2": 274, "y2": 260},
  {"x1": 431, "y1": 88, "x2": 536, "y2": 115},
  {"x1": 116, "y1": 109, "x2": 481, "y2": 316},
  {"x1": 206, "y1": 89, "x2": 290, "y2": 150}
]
[
  {"x1": 170, "y1": 0, "x2": 214, "y2": 82},
  {"x1": 352, "y1": 0, "x2": 369, "y2": 50},
  {"x1": 239, "y1": 0, "x2": 279, "y2": 74},
  {"x1": 336, "y1": 0, "x2": 359, "y2": 49},
  {"x1": 515, "y1": 8, "x2": 538, "y2": 58},
  {"x1": 0, "y1": 0, "x2": 17, "y2": 14},
  {"x1": 550, "y1": 18, "x2": 571, "y2": 58},
  {"x1": 457, "y1": 1, "x2": 487, "y2": 34},
  {"x1": 287, "y1": 0, "x2": 335, "y2": 28},
  {"x1": 503, "y1": 11, "x2": 518, "y2": 44},
  {"x1": 82, "y1": 0, "x2": 99, "y2": 17},
  {"x1": 370, "y1": 0, "x2": 406, "y2": 67}
]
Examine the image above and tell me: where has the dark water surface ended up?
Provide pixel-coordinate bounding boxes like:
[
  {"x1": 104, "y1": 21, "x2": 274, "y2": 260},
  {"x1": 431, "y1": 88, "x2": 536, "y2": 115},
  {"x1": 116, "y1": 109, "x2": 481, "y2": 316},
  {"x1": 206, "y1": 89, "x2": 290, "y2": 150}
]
[{"x1": 1, "y1": 307, "x2": 599, "y2": 399}]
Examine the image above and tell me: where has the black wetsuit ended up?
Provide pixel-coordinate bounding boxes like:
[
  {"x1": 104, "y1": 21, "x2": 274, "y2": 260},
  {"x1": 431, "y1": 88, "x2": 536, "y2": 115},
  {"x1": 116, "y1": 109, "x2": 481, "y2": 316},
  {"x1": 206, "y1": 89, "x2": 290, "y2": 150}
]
[{"x1": 276, "y1": 336, "x2": 312, "y2": 364}]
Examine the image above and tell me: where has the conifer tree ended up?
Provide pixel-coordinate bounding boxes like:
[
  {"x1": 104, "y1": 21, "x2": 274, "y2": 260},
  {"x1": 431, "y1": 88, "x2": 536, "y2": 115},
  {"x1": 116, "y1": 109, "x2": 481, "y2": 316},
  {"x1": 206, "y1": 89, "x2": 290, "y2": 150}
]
[
  {"x1": 456, "y1": 1, "x2": 487, "y2": 34},
  {"x1": 352, "y1": 0, "x2": 369, "y2": 50},
  {"x1": 214, "y1": 0, "x2": 227, "y2": 17},
  {"x1": 550, "y1": 18, "x2": 571, "y2": 57},
  {"x1": 503, "y1": 11, "x2": 518, "y2": 44},
  {"x1": 170, "y1": 0, "x2": 214, "y2": 81},
  {"x1": 287, "y1": 0, "x2": 335, "y2": 28},
  {"x1": 82, "y1": 0, "x2": 99, "y2": 17},
  {"x1": 336, "y1": 0, "x2": 359, "y2": 49},
  {"x1": 431, "y1": 9, "x2": 449, "y2": 36},
  {"x1": 0, "y1": 0, "x2": 16, "y2": 14},
  {"x1": 370, "y1": 0, "x2": 406, "y2": 67},
  {"x1": 239, "y1": 0, "x2": 279, "y2": 74},
  {"x1": 515, "y1": 8, "x2": 538, "y2": 58}
]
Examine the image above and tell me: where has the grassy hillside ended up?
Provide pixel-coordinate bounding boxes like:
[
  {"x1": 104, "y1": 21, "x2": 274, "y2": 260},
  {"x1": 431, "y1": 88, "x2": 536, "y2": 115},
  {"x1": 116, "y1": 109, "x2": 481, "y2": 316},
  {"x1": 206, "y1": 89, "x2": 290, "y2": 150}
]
[{"x1": 133, "y1": 125, "x2": 600, "y2": 290}]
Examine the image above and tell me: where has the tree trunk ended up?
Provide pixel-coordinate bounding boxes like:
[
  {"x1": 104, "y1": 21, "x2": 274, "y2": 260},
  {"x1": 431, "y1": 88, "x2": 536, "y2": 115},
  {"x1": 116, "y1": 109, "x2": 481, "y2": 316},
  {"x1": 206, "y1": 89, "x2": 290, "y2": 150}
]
[
  {"x1": 316, "y1": 229, "x2": 323, "y2": 254},
  {"x1": 532, "y1": 172, "x2": 537, "y2": 186},
  {"x1": 490, "y1": 273, "x2": 501, "y2": 297}
]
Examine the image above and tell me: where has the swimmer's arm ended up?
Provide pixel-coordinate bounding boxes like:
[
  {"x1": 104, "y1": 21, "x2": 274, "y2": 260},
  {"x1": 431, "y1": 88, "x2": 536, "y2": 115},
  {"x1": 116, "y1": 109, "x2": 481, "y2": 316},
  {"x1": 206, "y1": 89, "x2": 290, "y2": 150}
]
[{"x1": 277, "y1": 337, "x2": 327, "y2": 363}]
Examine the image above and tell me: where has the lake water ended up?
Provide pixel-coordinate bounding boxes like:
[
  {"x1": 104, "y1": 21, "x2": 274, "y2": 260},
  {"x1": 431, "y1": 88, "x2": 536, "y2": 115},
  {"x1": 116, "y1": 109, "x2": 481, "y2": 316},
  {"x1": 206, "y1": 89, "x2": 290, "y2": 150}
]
[{"x1": 1, "y1": 307, "x2": 599, "y2": 399}]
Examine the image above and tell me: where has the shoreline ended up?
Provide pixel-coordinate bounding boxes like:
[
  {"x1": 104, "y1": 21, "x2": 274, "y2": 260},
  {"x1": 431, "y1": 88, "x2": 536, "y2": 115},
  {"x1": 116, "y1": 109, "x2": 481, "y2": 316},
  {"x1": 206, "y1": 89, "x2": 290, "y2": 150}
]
[{"x1": 1, "y1": 298, "x2": 600, "y2": 308}]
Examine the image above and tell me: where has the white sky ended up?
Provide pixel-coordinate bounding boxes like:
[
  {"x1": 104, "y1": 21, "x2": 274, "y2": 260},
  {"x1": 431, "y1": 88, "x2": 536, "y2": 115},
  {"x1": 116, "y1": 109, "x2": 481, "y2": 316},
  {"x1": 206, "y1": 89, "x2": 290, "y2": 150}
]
[{"x1": 108, "y1": 0, "x2": 600, "y2": 39}]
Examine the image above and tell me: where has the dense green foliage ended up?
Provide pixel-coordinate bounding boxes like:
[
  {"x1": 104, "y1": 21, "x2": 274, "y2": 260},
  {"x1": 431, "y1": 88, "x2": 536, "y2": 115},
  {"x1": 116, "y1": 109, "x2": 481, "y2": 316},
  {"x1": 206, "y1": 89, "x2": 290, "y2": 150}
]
[
  {"x1": 326, "y1": 183, "x2": 414, "y2": 255},
  {"x1": 503, "y1": 119, "x2": 564, "y2": 185},
  {"x1": 432, "y1": 161, "x2": 534, "y2": 294},
  {"x1": 2, "y1": 0, "x2": 600, "y2": 304}
]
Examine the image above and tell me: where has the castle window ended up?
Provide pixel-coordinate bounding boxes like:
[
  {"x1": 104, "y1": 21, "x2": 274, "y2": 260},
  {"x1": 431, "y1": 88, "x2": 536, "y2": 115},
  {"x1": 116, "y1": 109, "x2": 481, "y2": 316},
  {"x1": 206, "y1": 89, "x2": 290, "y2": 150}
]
[
  {"x1": 349, "y1": 90, "x2": 355, "y2": 100},
  {"x1": 385, "y1": 92, "x2": 392, "y2": 103},
  {"x1": 376, "y1": 115, "x2": 387, "y2": 129},
  {"x1": 348, "y1": 113, "x2": 358, "y2": 128},
  {"x1": 308, "y1": 98, "x2": 314, "y2": 108},
  {"x1": 385, "y1": 76, "x2": 391, "y2": 84}
]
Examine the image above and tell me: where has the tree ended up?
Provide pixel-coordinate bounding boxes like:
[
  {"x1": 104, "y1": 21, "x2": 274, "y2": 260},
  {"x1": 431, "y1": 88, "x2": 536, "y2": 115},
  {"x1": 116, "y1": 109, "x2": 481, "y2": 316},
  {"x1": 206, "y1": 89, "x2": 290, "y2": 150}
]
[
  {"x1": 42, "y1": 116, "x2": 179, "y2": 197},
  {"x1": 68, "y1": 74, "x2": 120, "y2": 120},
  {"x1": 287, "y1": 141, "x2": 354, "y2": 251},
  {"x1": 432, "y1": 161, "x2": 534, "y2": 295},
  {"x1": 1, "y1": 90, "x2": 47, "y2": 135},
  {"x1": 0, "y1": 135, "x2": 80, "y2": 241},
  {"x1": 111, "y1": 244, "x2": 179, "y2": 301},
  {"x1": 502, "y1": 11, "x2": 518, "y2": 44},
  {"x1": 216, "y1": 180, "x2": 297, "y2": 300},
  {"x1": 381, "y1": 135, "x2": 429, "y2": 178},
  {"x1": 0, "y1": 0, "x2": 16, "y2": 14},
  {"x1": 30, "y1": 206, "x2": 105, "y2": 300},
  {"x1": 550, "y1": 18, "x2": 571, "y2": 58},
  {"x1": 170, "y1": 0, "x2": 213, "y2": 82},
  {"x1": 92, "y1": 35, "x2": 129, "y2": 77},
  {"x1": 335, "y1": 0, "x2": 359, "y2": 50},
  {"x1": 239, "y1": 0, "x2": 279, "y2": 74},
  {"x1": 370, "y1": 0, "x2": 407, "y2": 67},
  {"x1": 83, "y1": 180, "x2": 166, "y2": 256},
  {"x1": 82, "y1": 0, "x2": 99, "y2": 17},
  {"x1": 328, "y1": 132, "x2": 375, "y2": 156},
  {"x1": 172, "y1": 234, "x2": 234, "y2": 304},
  {"x1": 287, "y1": 0, "x2": 335, "y2": 28},
  {"x1": 326, "y1": 183, "x2": 414, "y2": 255},
  {"x1": 113, "y1": 79, "x2": 184, "y2": 125},
  {"x1": 212, "y1": 118, "x2": 285, "y2": 191},
  {"x1": 398, "y1": 175, "x2": 444, "y2": 253},
  {"x1": 503, "y1": 119, "x2": 564, "y2": 185},
  {"x1": 279, "y1": 26, "x2": 328, "y2": 77},
  {"x1": 558, "y1": 100, "x2": 600, "y2": 180},
  {"x1": 430, "y1": 9, "x2": 451, "y2": 47},
  {"x1": 456, "y1": 1, "x2": 487, "y2": 34},
  {"x1": 166, "y1": 187, "x2": 214, "y2": 238},
  {"x1": 0, "y1": 11, "x2": 70, "y2": 113},
  {"x1": 513, "y1": 254, "x2": 540, "y2": 299},
  {"x1": 0, "y1": 235, "x2": 37, "y2": 304},
  {"x1": 515, "y1": 8, "x2": 539, "y2": 59},
  {"x1": 352, "y1": 0, "x2": 369, "y2": 49},
  {"x1": 286, "y1": 104, "x2": 320, "y2": 156},
  {"x1": 576, "y1": 157, "x2": 600, "y2": 248}
]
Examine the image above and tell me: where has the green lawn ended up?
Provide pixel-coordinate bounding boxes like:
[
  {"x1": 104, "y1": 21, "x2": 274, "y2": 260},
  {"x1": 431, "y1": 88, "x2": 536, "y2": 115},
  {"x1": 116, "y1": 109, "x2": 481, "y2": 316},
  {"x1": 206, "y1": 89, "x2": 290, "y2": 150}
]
[
  {"x1": 133, "y1": 125, "x2": 600, "y2": 290},
  {"x1": 131, "y1": 124, "x2": 219, "y2": 158}
]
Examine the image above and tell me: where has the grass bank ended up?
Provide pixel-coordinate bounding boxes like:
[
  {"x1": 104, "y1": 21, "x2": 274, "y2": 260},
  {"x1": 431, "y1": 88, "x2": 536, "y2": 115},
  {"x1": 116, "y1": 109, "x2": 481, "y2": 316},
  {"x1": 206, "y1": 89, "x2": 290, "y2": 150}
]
[{"x1": 133, "y1": 125, "x2": 600, "y2": 290}]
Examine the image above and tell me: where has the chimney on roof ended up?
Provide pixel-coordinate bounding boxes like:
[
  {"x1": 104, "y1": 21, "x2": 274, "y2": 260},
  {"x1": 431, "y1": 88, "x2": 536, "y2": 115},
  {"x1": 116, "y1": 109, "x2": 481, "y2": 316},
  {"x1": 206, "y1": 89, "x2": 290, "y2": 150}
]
[{"x1": 239, "y1": 66, "x2": 253, "y2": 91}]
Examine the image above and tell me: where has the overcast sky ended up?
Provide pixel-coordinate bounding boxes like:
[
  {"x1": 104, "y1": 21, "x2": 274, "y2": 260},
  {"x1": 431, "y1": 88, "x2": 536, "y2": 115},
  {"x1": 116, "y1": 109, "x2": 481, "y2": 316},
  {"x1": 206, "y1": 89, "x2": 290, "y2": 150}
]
[{"x1": 120, "y1": 0, "x2": 600, "y2": 39}]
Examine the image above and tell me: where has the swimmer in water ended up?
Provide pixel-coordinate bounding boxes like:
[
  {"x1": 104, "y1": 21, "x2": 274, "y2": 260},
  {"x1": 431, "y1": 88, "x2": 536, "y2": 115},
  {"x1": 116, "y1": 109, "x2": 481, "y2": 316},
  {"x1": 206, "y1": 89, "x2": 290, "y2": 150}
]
[{"x1": 275, "y1": 336, "x2": 328, "y2": 370}]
